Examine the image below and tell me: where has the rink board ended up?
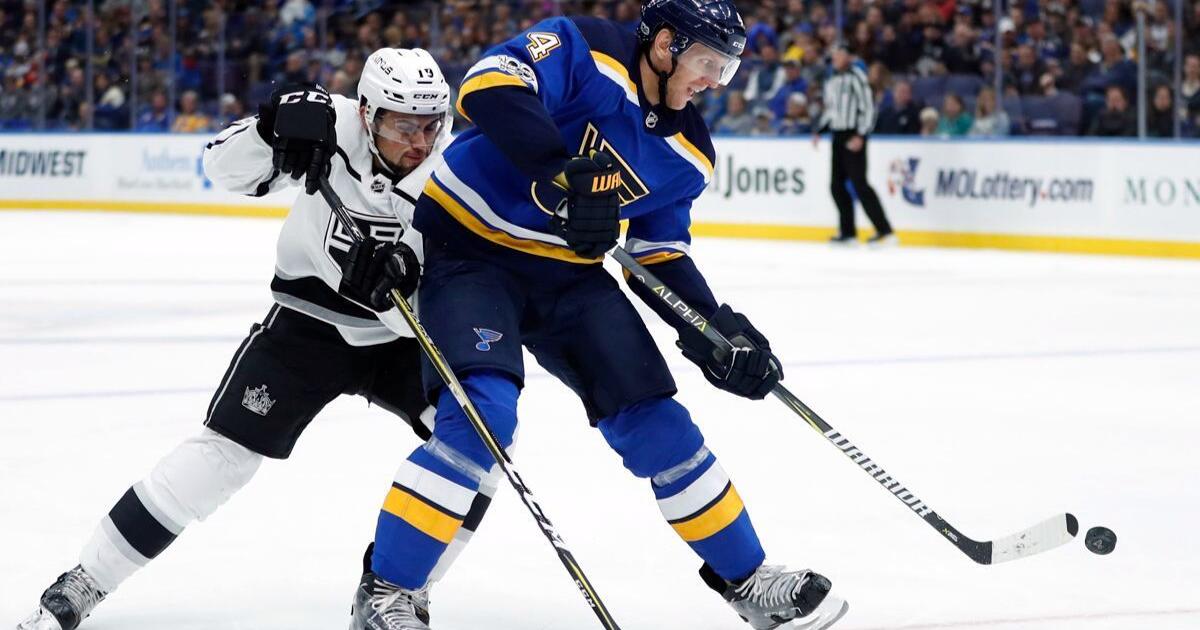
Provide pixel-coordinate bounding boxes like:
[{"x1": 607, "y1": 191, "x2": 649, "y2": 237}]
[{"x1": 1, "y1": 133, "x2": 1198, "y2": 258}]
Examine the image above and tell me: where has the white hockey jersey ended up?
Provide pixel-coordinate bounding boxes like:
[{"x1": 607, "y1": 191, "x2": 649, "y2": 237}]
[{"x1": 203, "y1": 94, "x2": 448, "y2": 346}]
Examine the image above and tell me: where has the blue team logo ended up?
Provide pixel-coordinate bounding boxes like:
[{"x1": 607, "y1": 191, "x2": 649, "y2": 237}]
[
  {"x1": 474, "y1": 328, "x2": 504, "y2": 351},
  {"x1": 887, "y1": 157, "x2": 925, "y2": 207}
]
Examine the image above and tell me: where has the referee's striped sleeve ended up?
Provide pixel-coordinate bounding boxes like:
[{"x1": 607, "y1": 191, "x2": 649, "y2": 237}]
[{"x1": 852, "y1": 67, "x2": 875, "y2": 136}]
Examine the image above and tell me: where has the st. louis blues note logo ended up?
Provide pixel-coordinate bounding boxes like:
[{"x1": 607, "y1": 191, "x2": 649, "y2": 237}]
[{"x1": 474, "y1": 328, "x2": 503, "y2": 351}]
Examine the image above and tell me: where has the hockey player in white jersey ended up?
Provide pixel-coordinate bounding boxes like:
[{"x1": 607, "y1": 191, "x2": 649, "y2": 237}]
[{"x1": 16, "y1": 48, "x2": 494, "y2": 630}]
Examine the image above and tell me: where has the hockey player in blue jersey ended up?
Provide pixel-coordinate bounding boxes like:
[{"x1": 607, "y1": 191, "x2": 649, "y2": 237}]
[{"x1": 350, "y1": 2, "x2": 849, "y2": 629}]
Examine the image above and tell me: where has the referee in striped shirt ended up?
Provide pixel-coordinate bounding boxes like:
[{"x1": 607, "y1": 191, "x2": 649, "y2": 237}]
[{"x1": 814, "y1": 45, "x2": 895, "y2": 245}]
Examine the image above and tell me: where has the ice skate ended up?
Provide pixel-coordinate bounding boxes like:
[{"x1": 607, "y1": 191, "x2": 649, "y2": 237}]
[
  {"x1": 349, "y1": 570, "x2": 431, "y2": 630},
  {"x1": 703, "y1": 564, "x2": 849, "y2": 630},
  {"x1": 16, "y1": 566, "x2": 106, "y2": 630}
]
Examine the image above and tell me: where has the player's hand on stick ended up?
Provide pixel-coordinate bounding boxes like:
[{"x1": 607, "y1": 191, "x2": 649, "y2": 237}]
[
  {"x1": 549, "y1": 150, "x2": 622, "y2": 259},
  {"x1": 257, "y1": 82, "x2": 336, "y2": 195},
  {"x1": 339, "y1": 237, "x2": 421, "y2": 311},
  {"x1": 678, "y1": 304, "x2": 783, "y2": 400}
]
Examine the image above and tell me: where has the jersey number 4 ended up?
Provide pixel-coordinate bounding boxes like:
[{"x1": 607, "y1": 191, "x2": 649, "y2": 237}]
[{"x1": 525, "y1": 32, "x2": 561, "y2": 62}]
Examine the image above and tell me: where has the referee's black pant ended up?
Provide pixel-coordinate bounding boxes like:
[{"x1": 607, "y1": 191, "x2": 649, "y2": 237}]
[{"x1": 831, "y1": 130, "x2": 892, "y2": 238}]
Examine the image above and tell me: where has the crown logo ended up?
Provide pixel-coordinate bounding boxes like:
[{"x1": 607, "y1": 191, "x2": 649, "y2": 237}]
[{"x1": 241, "y1": 385, "x2": 276, "y2": 417}]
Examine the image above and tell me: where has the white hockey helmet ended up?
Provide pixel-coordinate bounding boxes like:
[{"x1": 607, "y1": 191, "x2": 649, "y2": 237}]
[{"x1": 358, "y1": 48, "x2": 449, "y2": 170}]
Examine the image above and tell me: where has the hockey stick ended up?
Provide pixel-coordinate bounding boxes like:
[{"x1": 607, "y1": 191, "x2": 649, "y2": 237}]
[
  {"x1": 610, "y1": 246, "x2": 1078, "y2": 565},
  {"x1": 317, "y1": 179, "x2": 622, "y2": 629}
]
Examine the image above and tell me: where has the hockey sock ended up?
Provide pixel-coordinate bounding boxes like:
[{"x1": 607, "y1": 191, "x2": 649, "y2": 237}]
[
  {"x1": 652, "y1": 449, "x2": 766, "y2": 582},
  {"x1": 372, "y1": 371, "x2": 518, "y2": 588},
  {"x1": 599, "y1": 397, "x2": 766, "y2": 582},
  {"x1": 79, "y1": 429, "x2": 262, "y2": 592}
]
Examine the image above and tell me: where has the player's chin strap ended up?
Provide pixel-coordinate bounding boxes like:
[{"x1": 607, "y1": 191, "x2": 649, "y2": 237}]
[{"x1": 640, "y1": 45, "x2": 685, "y2": 137}]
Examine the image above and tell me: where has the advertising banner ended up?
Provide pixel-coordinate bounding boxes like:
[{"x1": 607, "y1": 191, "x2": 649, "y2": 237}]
[
  {"x1": 691, "y1": 137, "x2": 1200, "y2": 251},
  {"x1": 0, "y1": 134, "x2": 296, "y2": 213},
  {"x1": 2, "y1": 133, "x2": 1198, "y2": 256}
]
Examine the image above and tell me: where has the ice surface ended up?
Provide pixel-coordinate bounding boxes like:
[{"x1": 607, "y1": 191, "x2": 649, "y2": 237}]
[{"x1": 2, "y1": 212, "x2": 1198, "y2": 629}]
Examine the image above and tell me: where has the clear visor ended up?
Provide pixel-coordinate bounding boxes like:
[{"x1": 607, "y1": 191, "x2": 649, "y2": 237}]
[
  {"x1": 676, "y1": 43, "x2": 742, "y2": 86},
  {"x1": 371, "y1": 111, "x2": 445, "y2": 147}
]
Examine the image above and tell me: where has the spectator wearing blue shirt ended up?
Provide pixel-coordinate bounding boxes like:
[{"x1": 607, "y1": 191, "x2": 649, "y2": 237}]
[
  {"x1": 1081, "y1": 35, "x2": 1136, "y2": 99},
  {"x1": 743, "y1": 43, "x2": 786, "y2": 108},
  {"x1": 767, "y1": 58, "x2": 807, "y2": 118},
  {"x1": 136, "y1": 90, "x2": 169, "y2": 132},
  {"x1": 777, "y1": 92, "x2": 814, "y2": 135}
]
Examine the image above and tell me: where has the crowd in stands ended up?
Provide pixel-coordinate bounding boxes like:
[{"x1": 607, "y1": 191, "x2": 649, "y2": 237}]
[{"x1": 2, "y1": 0, "x2": 1198, "y2": 137}]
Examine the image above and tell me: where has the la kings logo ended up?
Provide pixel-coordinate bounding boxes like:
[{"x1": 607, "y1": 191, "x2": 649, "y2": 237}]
[
  {"x1": 324, "y1": 207, "x2": 405, "y2": 269},
  {"x1": 242, "y1": 385, "x2": 276, "y2": 416}
]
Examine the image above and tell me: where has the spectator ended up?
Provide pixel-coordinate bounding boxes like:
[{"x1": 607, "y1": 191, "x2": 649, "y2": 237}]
[
  {"x1": 1059, "y1": 43, "x2": 1096, "y2": 93},
  {"x1": 1039, "y1": 72, "x2": 1060, "y2": 97},
  {"x1": 777, "y1": 92, "x2": 813, "y2": 135},
  {"x1": 136, "y1": 90, "x2": 169, "y2": 132},
  {"x1": 1024, "y1": 18, "x2": 1065, "y2": 61},
  {"x1": 213, "y1": 93, "x2": 245, "y2": 130},
  {"x1": 1182, "y1": 54, "x2": 1200, "y2": 116},
  {"x1": 969, "y1": 87, "x2": 1011, "y2": 137},
  {"x1": 1146, "y1": 85, "x2": 1175, "y2": 138},
  {"x1": 1081, "y1": 35, "x2": 1137, "y2": 100},
  {"x1": 1011, "y1": 44, "x2": 1046, "y2": 95},
  {"x1": 935, "y1": 93, "x2": 973, "y2": 136},
  {"x1": 744, "y1": 43, "x2": 786, "y2": 107},
  {"x1": 749, "y1": 106, "x2": 777, "y2": 136},
  {"x1": 767, "y1": 58, "x2": 807, "y2": 118},
  {"x1": 944, "y1": 23, "x2": 983, "y2": 74},
  {"x1": 1088, "y1": 85, "x2": 1136, "y2": 136},
  {"x1": 714, "y1": 91, "x2": 754, "y2": 135},
  {"x1": 919, "y1": 106, "x2": 941, "y2": 136},
  {"x1": 875, "y1": 79, "x2": 921, "y2": 134},
  {"x1": 172, "y1": 90, "x2": 212, "y2": 133}
]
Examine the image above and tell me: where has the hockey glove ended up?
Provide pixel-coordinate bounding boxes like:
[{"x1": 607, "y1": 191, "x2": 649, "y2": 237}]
[
  {"x1": 257, "y1": 82, "x2": 336, "y2": 196},
  {"x1": 547, "y1": 151, "x2": 622, "y2": 259},
  {"x1": 678, "y1": 304, "x2": 784, "y2": 400},
  {"x1": 340, "y1": 237, "x2": 421, "y2": 312}
]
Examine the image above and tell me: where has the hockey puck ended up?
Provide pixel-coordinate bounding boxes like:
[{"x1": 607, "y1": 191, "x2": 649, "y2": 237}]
[{"x1": 1085, "y1": 526, "x2": 1117, "y2": 555}]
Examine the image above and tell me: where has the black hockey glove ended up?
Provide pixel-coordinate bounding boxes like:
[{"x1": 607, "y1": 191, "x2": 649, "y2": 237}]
[
  {"x1": 548, "y1": 151, "x2": 622, "y2": 259},
  {"x1": 339, "y1": 237, "x2": 421, "y2": 312},
  {"x1": 678, "y1": 304, "x2": 784, "y2": 400},
  {"x1": 257, "y1": 82, "x2": 336, "y2": 195}
]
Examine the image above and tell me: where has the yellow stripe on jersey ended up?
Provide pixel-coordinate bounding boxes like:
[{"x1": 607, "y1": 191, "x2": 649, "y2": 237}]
[
  {"x1": 670, "y1": 484, "x2": 745, "y2": 542},
  {"x1": 590, "y1": 51, "x2": 638, "y2": 100},
  {"x1": 424, "y1": 179, "x2": 600, "y2": 264},
  {"x1": 382, "y1": 486, "x2": 464, "y2": 544},
  {"x1": 455, "y1": 72, "x2": 532, "y2": 121},
  {"x1": 635, "y1": 251, "x2": 685, "y2": 265},
  {"x1": 670, "y1": 132, "x2": 715, "y2": 178}
]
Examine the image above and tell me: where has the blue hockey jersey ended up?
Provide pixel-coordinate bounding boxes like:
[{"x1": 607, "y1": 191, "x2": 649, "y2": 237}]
[{"x1": 414, "y1": 16, "x2": 717, "y2": 270}]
